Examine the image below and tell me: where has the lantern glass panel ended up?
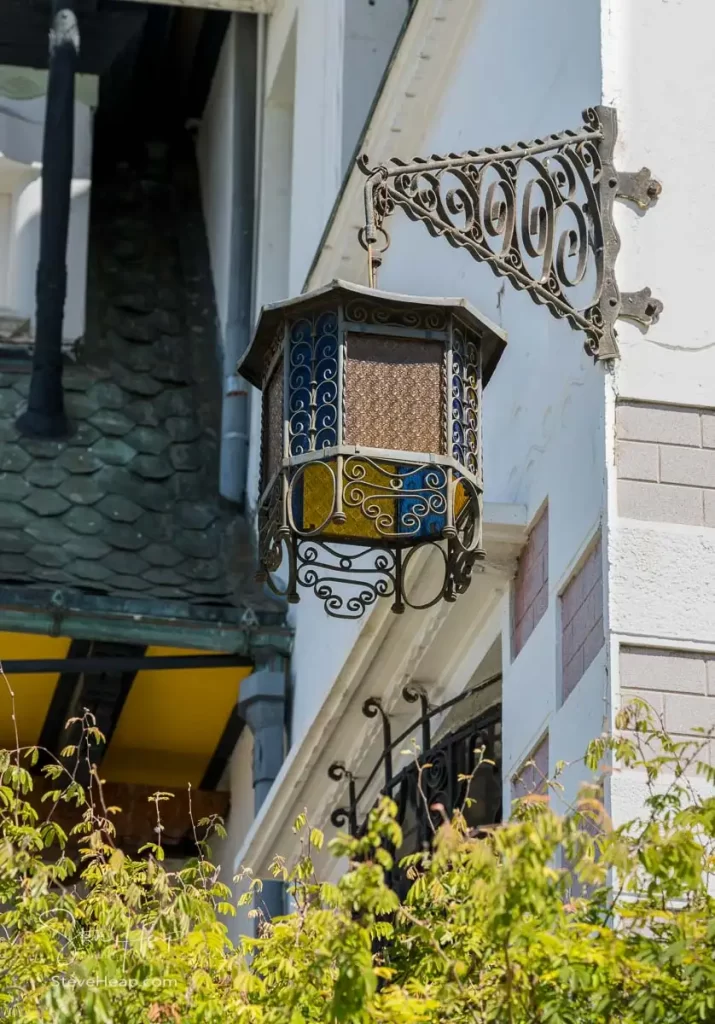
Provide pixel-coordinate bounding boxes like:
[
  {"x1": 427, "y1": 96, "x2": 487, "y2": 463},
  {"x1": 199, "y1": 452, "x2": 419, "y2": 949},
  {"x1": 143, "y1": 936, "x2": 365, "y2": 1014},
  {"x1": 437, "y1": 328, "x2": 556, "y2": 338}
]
[
  {"x1": 344, "y1": 334, "x2": 445, "y2": 454},
  {"x1": 295, "y1": 459, "x2": 387, "y2": 541},
  {"x1": 288, "y1": 310, "x2": 339, "y2": 456}
]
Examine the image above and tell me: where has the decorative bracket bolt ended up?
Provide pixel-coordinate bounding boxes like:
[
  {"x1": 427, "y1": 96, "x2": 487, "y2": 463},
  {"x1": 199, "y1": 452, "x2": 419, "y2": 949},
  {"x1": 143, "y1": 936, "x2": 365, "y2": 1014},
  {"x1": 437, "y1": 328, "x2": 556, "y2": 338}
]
[{"x1": 616, "y1": 168, "x2": 662, "y2": 210}]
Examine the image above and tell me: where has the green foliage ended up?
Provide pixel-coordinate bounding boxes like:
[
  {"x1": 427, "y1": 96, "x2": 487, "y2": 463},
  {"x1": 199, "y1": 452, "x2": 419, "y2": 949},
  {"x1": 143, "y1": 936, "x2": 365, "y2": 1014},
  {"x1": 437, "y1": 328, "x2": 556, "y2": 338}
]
[{"x1": 0, "y1": 697, "x2": 714, "y2": 1023}]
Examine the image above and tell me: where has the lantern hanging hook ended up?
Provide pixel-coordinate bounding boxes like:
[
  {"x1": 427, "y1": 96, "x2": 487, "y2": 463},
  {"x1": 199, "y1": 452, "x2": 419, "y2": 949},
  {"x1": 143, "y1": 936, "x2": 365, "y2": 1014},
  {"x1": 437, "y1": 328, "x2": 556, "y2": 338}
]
[{"x1": 358, "y1": 160, "x2": 390, "y2": 288}]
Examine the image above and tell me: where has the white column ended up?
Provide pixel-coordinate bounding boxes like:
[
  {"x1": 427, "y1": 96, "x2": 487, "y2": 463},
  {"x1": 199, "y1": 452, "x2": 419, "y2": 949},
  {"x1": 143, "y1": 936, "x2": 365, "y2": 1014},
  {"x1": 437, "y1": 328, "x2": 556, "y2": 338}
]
[{"x1": 288, "y1": 0, "x2": 344, "y2": 293}]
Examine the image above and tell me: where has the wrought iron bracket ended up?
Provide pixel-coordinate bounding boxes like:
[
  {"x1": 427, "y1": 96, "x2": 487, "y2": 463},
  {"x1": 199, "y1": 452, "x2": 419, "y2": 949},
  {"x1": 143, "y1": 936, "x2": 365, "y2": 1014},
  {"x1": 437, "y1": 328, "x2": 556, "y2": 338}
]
[{"x1": 358, "y1": 106, "x2": 662, "y2": 361}]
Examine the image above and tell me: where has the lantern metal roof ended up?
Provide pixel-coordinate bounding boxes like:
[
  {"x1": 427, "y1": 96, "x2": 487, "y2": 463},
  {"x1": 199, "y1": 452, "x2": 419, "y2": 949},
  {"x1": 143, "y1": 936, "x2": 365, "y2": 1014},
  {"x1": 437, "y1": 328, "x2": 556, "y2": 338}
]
[{"x1": 239, "y1": 279, "x2": 507, "y2": 389}]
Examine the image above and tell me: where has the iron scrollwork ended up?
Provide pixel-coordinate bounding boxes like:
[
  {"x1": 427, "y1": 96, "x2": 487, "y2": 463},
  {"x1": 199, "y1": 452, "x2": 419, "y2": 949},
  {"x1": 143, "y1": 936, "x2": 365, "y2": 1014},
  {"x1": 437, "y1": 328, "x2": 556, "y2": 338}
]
[
  {"x1": 328, "y1": 677, "x2": 503, "y2": 894},
  {"x1": 256, "y1": 453, "x2": 484, "y2": 620},
  {"x1": 288, "y1": 312, "x2": 339, "y2": 456},
  {"x1": 359, "y1": 106, "x2": 661, "y2": 360},
  {"x1": 296, "y1": 539, "x2": 397, "y2": 619}
]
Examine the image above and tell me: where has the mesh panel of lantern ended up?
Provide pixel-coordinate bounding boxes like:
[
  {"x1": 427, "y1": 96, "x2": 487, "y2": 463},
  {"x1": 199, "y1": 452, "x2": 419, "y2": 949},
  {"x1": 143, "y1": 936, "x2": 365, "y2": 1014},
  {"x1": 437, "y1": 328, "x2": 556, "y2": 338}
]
[{"x1": 238, "y1": 281, "x2": 506, "y2": 619}]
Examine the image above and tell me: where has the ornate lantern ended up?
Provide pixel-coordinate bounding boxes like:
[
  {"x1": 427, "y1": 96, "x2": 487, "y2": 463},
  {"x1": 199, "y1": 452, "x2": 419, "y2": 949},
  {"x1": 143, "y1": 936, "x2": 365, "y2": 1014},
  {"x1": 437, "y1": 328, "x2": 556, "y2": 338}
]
[{"x1": 238, "y1": 281, "x2": 505, "y2": 619}]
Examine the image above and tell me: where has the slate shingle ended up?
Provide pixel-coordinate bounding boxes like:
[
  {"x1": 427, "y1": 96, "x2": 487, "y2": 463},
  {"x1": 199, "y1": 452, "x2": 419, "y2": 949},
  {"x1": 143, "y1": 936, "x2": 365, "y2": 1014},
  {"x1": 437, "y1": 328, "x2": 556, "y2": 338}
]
[
  {"x1": 0, "y1": 165, "x2": 277, "y2": 622},
  {"x1": 23, "y1": 490, "x2": 71, "y2": 517}
]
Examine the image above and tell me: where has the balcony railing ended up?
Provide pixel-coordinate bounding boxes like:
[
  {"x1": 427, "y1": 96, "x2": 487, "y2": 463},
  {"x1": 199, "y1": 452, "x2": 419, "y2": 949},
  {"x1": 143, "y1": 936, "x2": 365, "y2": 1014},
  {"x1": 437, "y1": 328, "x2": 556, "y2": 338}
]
[{"x1": 328, "y1": 675, "x2": 502, "y2": 895}]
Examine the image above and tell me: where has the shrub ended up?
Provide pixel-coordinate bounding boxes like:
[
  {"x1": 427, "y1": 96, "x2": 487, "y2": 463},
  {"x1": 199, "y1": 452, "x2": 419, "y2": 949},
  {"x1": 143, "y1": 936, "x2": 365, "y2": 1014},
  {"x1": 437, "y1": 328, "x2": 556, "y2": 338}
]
[{"x1": 0, "y1": 697, "x2": 714, "y2": 1023}]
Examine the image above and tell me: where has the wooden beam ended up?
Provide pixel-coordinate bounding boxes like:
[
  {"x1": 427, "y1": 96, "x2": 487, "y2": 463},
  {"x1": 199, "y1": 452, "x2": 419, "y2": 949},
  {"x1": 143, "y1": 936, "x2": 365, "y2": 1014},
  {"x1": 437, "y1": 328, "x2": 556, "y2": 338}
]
[
  {"x1": 200, "y1": 707, "x2": 245, "y2": 790},
  {"x1": 63, "y1": 641, "x2": 144, "y2": 775},
  {"x1": 37, "y1": 638, "x2": 92, "y2": 759}
]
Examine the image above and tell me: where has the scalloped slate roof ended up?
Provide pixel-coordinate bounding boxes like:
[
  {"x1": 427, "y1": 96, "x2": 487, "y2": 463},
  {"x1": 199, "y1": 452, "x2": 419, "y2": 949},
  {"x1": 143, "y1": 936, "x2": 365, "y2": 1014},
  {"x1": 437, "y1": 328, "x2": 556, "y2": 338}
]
[{"x1": 0, "y1": 162, "x2": 276, "y2": 626}]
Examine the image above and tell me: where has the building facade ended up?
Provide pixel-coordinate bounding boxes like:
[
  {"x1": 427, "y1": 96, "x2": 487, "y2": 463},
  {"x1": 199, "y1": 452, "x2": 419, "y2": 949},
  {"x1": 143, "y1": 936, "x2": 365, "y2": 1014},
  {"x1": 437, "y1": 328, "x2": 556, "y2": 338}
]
[
  {"x1": 1, "y1": 0, "x2": 714, "y2": 942},
  {"x1": 208, "y1": 0, "x2": 715, "y2": 933}
]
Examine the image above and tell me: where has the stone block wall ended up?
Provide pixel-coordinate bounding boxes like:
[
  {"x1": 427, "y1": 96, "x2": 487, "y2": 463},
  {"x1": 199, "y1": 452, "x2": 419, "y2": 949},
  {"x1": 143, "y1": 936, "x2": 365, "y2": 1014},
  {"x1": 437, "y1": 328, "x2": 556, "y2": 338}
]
[
  {"x1": 616, "y1": 400, "x2": 715, "y2": 526},
  {"x1": 620, "y1": 646, "x2": 715, "y2": 766},
  {"x1": 512, "y1": 504, "x2": 549, "y2": 657},
  {"x1": 613, "y1": 399, "x2": 715, "y2": 774},
  {"x1": 560, "y1": 534, "x2": 604, "y2": 702}
]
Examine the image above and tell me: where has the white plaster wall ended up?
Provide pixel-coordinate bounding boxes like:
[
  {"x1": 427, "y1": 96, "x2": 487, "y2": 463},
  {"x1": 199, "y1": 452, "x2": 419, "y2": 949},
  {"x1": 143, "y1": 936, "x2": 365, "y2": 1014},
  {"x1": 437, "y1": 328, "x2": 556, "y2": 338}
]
[
  {"x1": 602, "y1": 0, "x2": 715, "y2": 409},
  {"x1": 601, "y1": 0, "x2": 715, "y2": 820},
  {"x1": 235, "y1": 0, "x2": 715, "y2": 905},
  {"x1": 344, "y1": 0, "x2": 607, "y2": 804},
  {"x1": 288, "y1": 0, "x2": 344, "y2": 292},
  {"x1": 273, "y1": 0, "x2": 611, "y2": 772},
  {"x1": 11, "y1": 175, "x2": 90, "y2": 343},
  {"x1": 247, "y1": 16, "x2": 296, "y2": 518},
  {"x1": 250, "y1": 0, "x2": 408, "y2": 746},
  {"x1": 0, "y1": 95, "x2": 92, "y2": 177},
  {"x1": 197, "y1": 18, "x2": 236, "y2": 342},
  {"x1": 250, "y1": 0, "x2": 611, "y2": 791}
]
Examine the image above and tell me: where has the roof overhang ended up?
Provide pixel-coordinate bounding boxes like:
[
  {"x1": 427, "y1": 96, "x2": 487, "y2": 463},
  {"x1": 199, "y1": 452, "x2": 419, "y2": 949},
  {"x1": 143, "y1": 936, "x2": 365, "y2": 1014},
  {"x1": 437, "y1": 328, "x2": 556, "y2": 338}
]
[
  {"x1": 1, "y1": 632, "x2": 254, "y2": 803},
  {"x1": 0, "y1": 586, "x2": 292, "y2": 657}
]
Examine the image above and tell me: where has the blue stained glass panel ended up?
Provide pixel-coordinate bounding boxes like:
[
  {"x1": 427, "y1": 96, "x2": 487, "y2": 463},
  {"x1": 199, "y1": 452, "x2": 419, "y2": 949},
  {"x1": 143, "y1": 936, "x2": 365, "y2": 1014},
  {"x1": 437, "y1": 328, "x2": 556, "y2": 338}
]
[{"x1": 397, "y1": 465, "x2": 447, "y2": 540}]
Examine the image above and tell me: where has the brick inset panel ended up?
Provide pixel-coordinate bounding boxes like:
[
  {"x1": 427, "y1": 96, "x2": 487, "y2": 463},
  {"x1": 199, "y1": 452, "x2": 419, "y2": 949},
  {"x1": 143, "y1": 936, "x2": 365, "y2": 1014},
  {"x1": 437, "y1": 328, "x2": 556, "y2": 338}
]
[
  {"x1": 616, "y1": 400, "x2": 715, "y2": 526},
  {"x1": 512, "y1": 733, "x2": 549, "y2": 801},
  {"x1": 560, "y1": 534, "x2": 604, "y2": 702},
  {"x1": 512, "y1": 504, "x2": 548, "y2": 658}
]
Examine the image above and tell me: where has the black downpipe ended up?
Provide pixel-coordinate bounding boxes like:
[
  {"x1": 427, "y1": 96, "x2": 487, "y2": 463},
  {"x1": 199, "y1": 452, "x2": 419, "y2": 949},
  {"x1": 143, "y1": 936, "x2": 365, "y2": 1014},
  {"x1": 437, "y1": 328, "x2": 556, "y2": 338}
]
[{"x1": 16, "y1": 1, "x2": 78, "y2": 439}]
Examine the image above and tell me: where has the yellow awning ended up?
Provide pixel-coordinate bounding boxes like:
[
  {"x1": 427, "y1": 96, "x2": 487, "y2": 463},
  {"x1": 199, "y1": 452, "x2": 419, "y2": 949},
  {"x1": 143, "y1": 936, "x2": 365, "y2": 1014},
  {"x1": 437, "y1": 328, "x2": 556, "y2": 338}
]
[
  {"x1": 0, "y1": 633, "x2": 252, "y2": 791},
  {"x1": 0, "y1": 632, "x2": 71, "y2": 749},
  {"x1": 100, "y1": 647, "x2": 252, "y2": 789}
]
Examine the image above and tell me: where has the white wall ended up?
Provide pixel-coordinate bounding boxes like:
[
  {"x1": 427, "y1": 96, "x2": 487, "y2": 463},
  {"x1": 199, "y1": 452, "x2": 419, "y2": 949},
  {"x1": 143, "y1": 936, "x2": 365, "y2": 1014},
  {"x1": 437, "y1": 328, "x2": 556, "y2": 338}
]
[
  {"x1": 602, "y1": 0, "x2": 715, "y2": 410},
  {"x1": 288, "y1": 0, "x2": 344, "y2": 292},
  {"x1": 197, "y1": 19, "x2": 236, "y2": 343},
  {"x1": 285, "y1": 0, "x2": 608, "y2": 803},
  {"x1": 602, "y1": 0, "x2": 715, "y2": 821},
  {"x1": 341, "y1": 0, "x2": 409, "y2": 175},
  {"x1": 247, "y1": 15, "x2": 296, "y2": 519},
  {"x1": 11, "y1": 175, "x2": 91, "y2": 343},
  {"x1": 248, "y1": 0, "x2": 414, "y2": 747},
  {"x1": 233, "y1": 0, "x2": 715, "y2": 906}
]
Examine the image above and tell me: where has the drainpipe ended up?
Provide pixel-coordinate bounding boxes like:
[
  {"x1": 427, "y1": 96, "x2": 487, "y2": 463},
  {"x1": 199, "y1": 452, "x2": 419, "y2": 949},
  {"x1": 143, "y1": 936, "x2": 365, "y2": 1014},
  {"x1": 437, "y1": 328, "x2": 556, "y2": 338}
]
[
  {"x1": 238, "y1": 662, "x2": 287, "y2": 925},
  {"x1": 220, "y1": 12, "x2": 259, "y2": 507},
  {"x1": 16, "y1": 0, "x2": 77, "y2": 439}
]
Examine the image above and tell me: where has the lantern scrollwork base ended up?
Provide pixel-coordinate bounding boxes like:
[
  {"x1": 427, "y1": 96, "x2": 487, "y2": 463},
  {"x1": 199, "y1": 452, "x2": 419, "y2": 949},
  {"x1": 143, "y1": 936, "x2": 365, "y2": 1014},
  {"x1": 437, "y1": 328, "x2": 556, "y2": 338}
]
[{"x1": 256, "y1": 459, "x2": 484, "y2": 620}]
